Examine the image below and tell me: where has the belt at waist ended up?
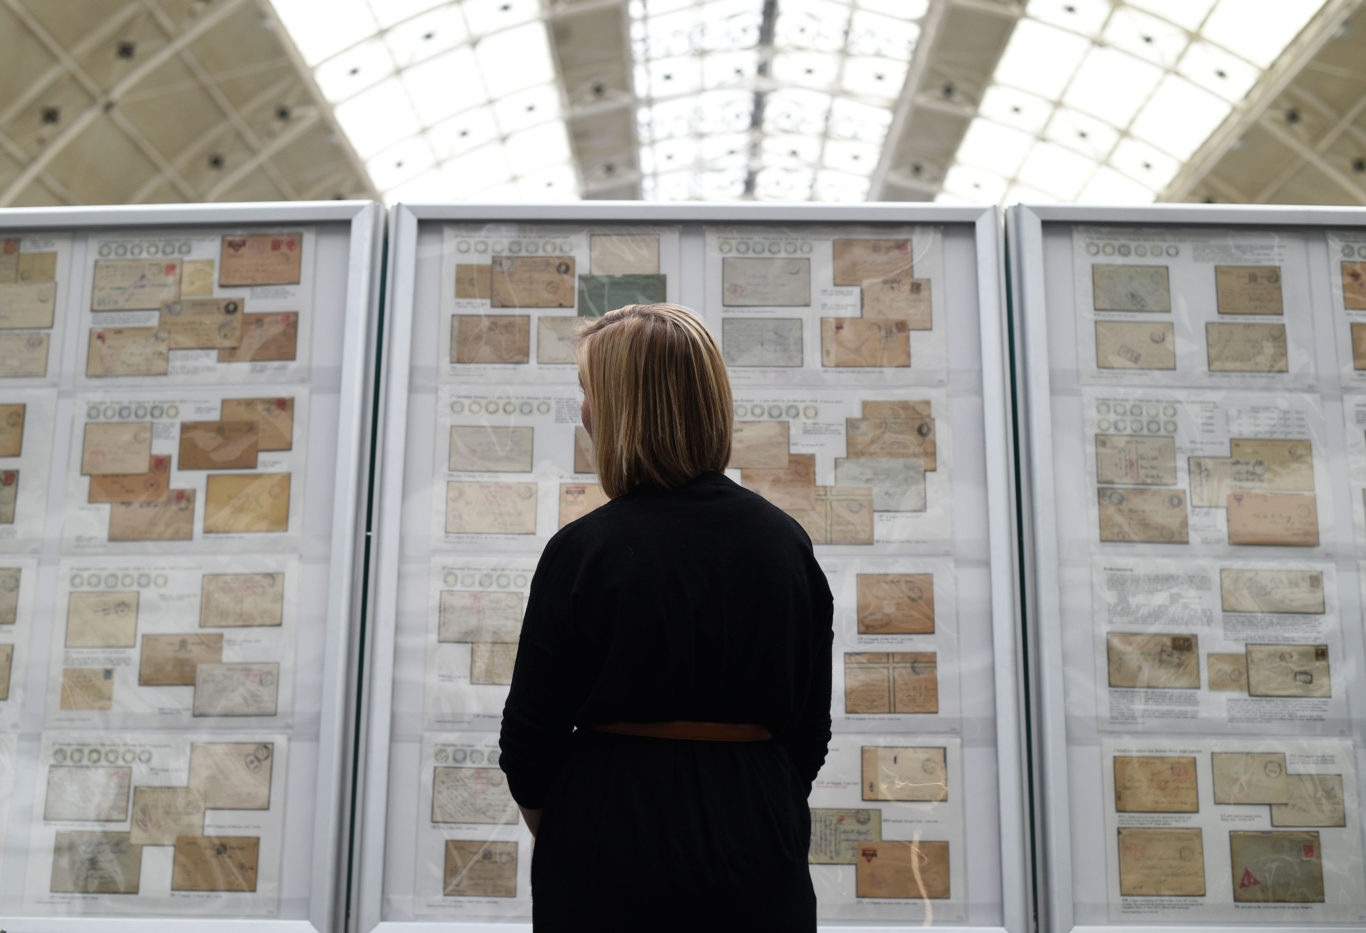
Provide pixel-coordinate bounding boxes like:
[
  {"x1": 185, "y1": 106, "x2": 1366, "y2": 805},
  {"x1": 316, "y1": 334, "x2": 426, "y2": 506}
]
[{"x1": 590, "y1": 721, "x2": 773, "y2": 742}]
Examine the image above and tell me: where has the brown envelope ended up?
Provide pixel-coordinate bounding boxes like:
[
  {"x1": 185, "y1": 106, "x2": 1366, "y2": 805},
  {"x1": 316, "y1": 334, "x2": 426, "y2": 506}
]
[
  {"x1": 1246, "y1": 643, "x2": 1330, "y2": 698},
  {"x1": 159, "y1": 298, "x2": 244, "y2": 350},
  {"x1": 558, "y1": 482, "x2": 609, "y2": 528},
  {"x1": 0, "y1": 281, "x2": 56, "y2": 328},
  {"x1": 0, "y1": 332, "x2": 49, "y2": 377},
  {"x1": 0, "y1": 643, "x2": 13, "y2": 700},
  {"x1": 138, "y1": 633, "x2": 223, "y2": 686},
  {"x1": 728, "y1": 420, "x2": 790, "y2": 469},
  {"x1": 217, "y1": 312, "x2": 298, "y2": 362},
  {"x1": 446, "y1": 481, "x2": 537, "y2": 535},
  {"x1": 0, "y1": 470, "x2": 14, "y2": 523},
  {"x1": 537, "y1": 316, "x2": 580, "y2": 364},
  {"x1": 844, "y1": 652, "x2": 937, "y2": 714},
  {"x1": 129, "y1": 786, "x2": 206, "y2": 846},
  {"x1": 741, "y1": 452, "x2": 815, "y2": 511},
  {"x1": 50, "y1": 832, "x2": 141, "y2": 894},
  {"x1": 219, "y1": 232, "x2": 302, "y2": 286},
  {"x1": 45, "y1": 765, "x2": 131, "y2": 820},
  {"x1": 188, "y1": 741, "x2": 274, "y2": 809},
  {"x1": 87, "y1": 327, "x2": 170, "y2": 377},
  {"x1": 1114, "y1": 756, "x2": 1198, "y2": 812},
  {"x1": 16, "y1": 250, "x2": 55, "y2": 281},
  {"x1": 1353, "y1": 322, "x2": 1366, "y2": 371},
  {"x1": 573, "y1": 425, "x2": 594, "y2": 474},
  {"x1": 1117, "y1": 827, "x2": 1204, "y2": 896},
  {"x1": 179, "y1": 421, "x2": 259, "y2": 470},
  {"x1": 860, "y1": 275, "x2": 931, "y2": 330},
  {"x1": 60, "y1": 667, "x2": 114, "y2": 710},
  {"x1": 0, "y1": 240, "x2": 15, "y2": 281},
  {"x1": 856, "y1": 573, "x2": 933, "y2": 634},
  {"x1": 1092, "y1": 264, "x2": 1171, "y2": 312},
  {"x1": 1230, "y1": 831, "x2": 1323, "y2": 903},
  {"x1": 1227, "y1": 439, "x2": 1313, "y2": 491},
  {"x1": 1095, "y1": 321, "x2": 1176, "y2": 370},
  {"x1": 1106, "y1": 632, "x2": 1199, "y2": 688},
  {"x1": 1342, "y1": 261, "x2": 1366, "y2": 310},
  {"x1": 1207, "y1": 652, "x2": 1249, "y2": 692},
  {"x1": 82, "y1": 422, "x2": 152, "y2": 475},
  {"x1": 200, "y1": 573, "x2": 284, "y2": 628},
  {"x1": 1271, "y1": 774, "x2": 1346, "y2": 828},
  {"x1": 181, "y1": 259, "x2": 215, "y2": 297},
  {"x1": 455, "y1": 264, "x2": 491, "y2": 300},
  {"x1": 1220, "y1": 568, "x2": 1324, "y2": 614},
  {"x1": 590, "y1": 233, "x2": 659, "y2": 275},
  {"x1": 854, "y1": 840, "x2": 949, "y2": 899},
  {"x1": 0, "y1": 403, "x2": 23, "y2": 457},
  {"x1": 89, "y1": 455, "x2": 170, "y2": 503},
  {"x1": 221, "y1": 397, "x2": 294, "y2": 451},
  {"x1": 846, "y1": 417, "x2": 935, "y2": 469},
  {"x1": 92, "y1": 259, "x2": 180, "y2": 311},
  {"x1": 432, "y1": 766, "x2": 518, "y2": 823},
  {"x1": 789, "y1": 485, "x2": 875, "y2": 546},
  {"x1": 1211, "y1": 751, "x2": 1289, "y2": 804},
  {"x1": 489, "y1": 256, "x2": 575, "y2": 309},
  {"x1": 444, "y1": 840, "x2": 517, "y2": 897},
  {"x1": 1187, "y1": 457, "x2": 1268, "y2": 507},
  {"x1": 0, "y1": 566, "x2": 18, "y2": 625},
  {"x1": 1097, "y1": 487, "x2": 1189, "y2": 543},
  {"x1": 1206, "y1": 322, "x2": 1288, "y2": 372},
  {"x1": 171, "y1": 835, "x2": 260, "y2": 892},
  {"x1": 833, "y1": 238, "x2": 912, "y2": 285},
  {"x1": 1226, "y1": 492, "x2": 1318, "y2": 547},
  {"x1": 470, "y1": 643, "x2": 518, "y2": 685},
  {"x1": 1215, "y1": 265, "x2": 1283, "y2": 315},
  {"x1": 820, "y1": 318, "x2": 910, "y2": 368},
  {"x1": 861, "y1": 746, "x2": 947, "y2": 802},
  {"x1": 449, "y1": 425, "x2": 534, "y2": 473},
  {"x1": 66, "y1": 591, "x2": 139, "y2": 648},
  {"x1": 452, "y1": 314, "x2": 531, "y2": 364},
  {"x1": 109, "y1": 489, "x2": 195, "y2": 541},
  {"x1": 862, "y1": 400, "x2": 931, "y2": 418},
  {"x1": 1095, "y1": 435, "x2": 1177, "y2": 486},
  {"x1": 203, "y1": 473, "x2": 290, "y2": 534}
]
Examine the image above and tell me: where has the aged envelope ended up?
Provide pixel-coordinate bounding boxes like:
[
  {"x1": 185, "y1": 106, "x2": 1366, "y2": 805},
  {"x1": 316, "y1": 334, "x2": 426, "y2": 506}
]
[
  {"x1": 87, "y1": 327, "x2": 171, "y2": 377},
  {"x1": 181, "y1": 259, "x2": 215, "y2": 297},
  {"x1": 808, "y1": 808, "x2": 882, "y2": 864},
  {"x1": 1106, "y1": 633, "x2": 1199, "y2": 689},
  {"x1": 217, "y1": 312, "x2": 298, "y2": 362},
  {"x1": 576, "y1": 273, "x2": 666, "y2": 317},
  {"x1": 109, "y1": 489, "x2": 196, "y2": 541},
  {"x1": 82, "y1": 422, "x2": 152, "y2": 475},
  {"x1": 0, "y1": 281, "x2": 56, "y2": 328},
  {"x1": 1226, "y1": 439, "x2": 1314, "y2": 491},
  {"x1": 432, "y1": 766, "x2": 518, "y2": 823},
  {"x1": 1091, "y1": 264, "x2": 1171, "y2": 312},
  {"x1": 861, "y1": 275, "x2": 931, "y2": 330},
  {"x1": 845, "y1": 653, "x2": 937, "y2": 713},
  {"x1": 445, "y1": 481, "x2": 537, "y2": 535},
  {"x1": 820, "y1": 318, "x2": 911, "y2": 368},
  {"x1": 89, "y1": 454, "x2": 171, "y2": 503},
  {"x1": 536, "y1": 316, "x2": 580, "y2": 365},
  {"x1": 188, "y1": 742, "x2": 274, "y2": 809},
  {"x1": 846, "y1": 417, "x2": 935, "y2": 469},
  {"x1": 590, "y1": 233, "x2": 660, "y2": 275},
  {"x1": 861, "y1": 746, "x2": 947, "y2": 802},
  {"x1": 1246, "y1": 643, "x2": 1330, "y2": 698},
  {"x1": 44, "y1": 765, "x2": 131, "y2": 820},
  {"x1": 171, "y1": 835, "x2": 260, "y2": 892},
  {"x1": 489, "y1": 256, "x2": 575, "y2": 308},
  {"x1": 449, "y1": 425, "x2": 534, "y2": 473},
  {"x1": 200, "y1": 573, "x2": 285, "y2": 628},
  {"x1": 444, "y1": 840, "x2": 517, "y2": 897},
  {"x1": 221, "y1": 397, "x2": 293, "y2": 451},
  {"x1": 893, "y1": 655, "x2": 936, "y2": 713},
  {"x1": 721, "y1": 317, "x2": 804, "y2": 368},
  {"x1": 0, "y1": 470, "x2": 14, "y2": 524},
  {"x1": 721, "y1": 258, "x2": 811, "y2": 307},
  {"x1": 558, "y1": 482, "x2": 609, "y2": 527},
  {"x1": 50, "y1": 832, "x2": 141, "y2": 894},
  {"x1": 0, "y1": 566, "x2": 18, "y2": 624},
  {"x1": 179, "y1": 420, "x2": 260, "y2": 470},
  {"x1": 1342, "y1": 261, "x2": 1366, "y2": 310},
  {"x1": 0, "y1": 332, "x2": 49, "y2": 377},
  {"x1": 66, "y1": 591, "x2": 139, "y2": 648},
  {"x1": 92, "y1": 259, "x2": 180, "y2": 311},
  {"x1": 193, "y1": 662, "x2": 280, "y2": 716},
  {"x1": 129, "y1": 786, "x2": 206, "y2": 845},
  {"x1": 159, "y1": 298, "x2": 244, "y2": 350},
  {"x1": 60, "y1": 668, "x2": 115, "y2": 710},
  {"x1": 1095, "y1": 435, "x2": 1177, "y2": 486},
  {"x1": 203, "y1": 473, "x2": 291, "y2": 534},
  {"x1": 789, "y1": 486, "x2": 875, "y2": 546},
  {"x1": 16, "y1": 251, "x2": 55, "y2": 281},
  {"x1": 854, "y1": 840, "x2": 950, "y2": 899},
  {"x1": 0, "y1": 403, "x2": 23, "y2": 457},
  {"x1": 1117, "y1": 827, "x2": 1205, "y2": 896},
  {"x1": 1095, "y1": 321, "x2": 1176, "y2": 370},
  {"x1": 1206, "y1": 322, "x2": 1288, "y2": 372},
  {"x1": 1230, "y1": 831, "x2": 1324, "y2": 903},
  {"x1": 741, "y1": 452, "x2": 815, "y2": 511},
  {"x1": 728, "y1": 420, "x2": 790, "y2": 469},
  {"x1": 1207, "y1": 652, "x2": 1249, "y2": 692},
  {"x1": 439, "y1": 592, "x2": 524, "y2": 643},
  {"x1": 1271, "y1": 774, "x2": 1346, "y2": 828},
  {"x1": 1353, "y1": 323, "x2": 1366, "y2": 370},
  {"x1": 832, "y1": 238, "x2": 912, "y2": 285},
  {"x1": 834, "y1": 457, "x2": 925, "y2": 511},
  {"x1": 1215, "y1": 265, "x2": 1283, "y2": 315},
  {"x1": 1220, "y1": 568, "x2": 1324, "y2": 614},
  {"x1": 1226, "y1": 492, "x2": 1318, "y2": 547},
  {"x1": 454, "y1": 264, "x2": 491, "y2": 300},
  {"x1": 138, "y1": 632, "x2": 223, "y2": 686},
  {"x1": 452, "y1": 315, "x2": 531, "y2": 364},
  {"x1": 573, "y1": 425, "x2": 594, "y2": 474},
  {"x1": 1097, "y1": 487, "x2": 1189, "y2": 544},
  {"x1": 1113, "y1": 756, "x2": 1199, "y2": 812},
  {"x1": 857, "y1": 573, "x2": 934, "y2": 635},
  {"x1": 1211, "y1": 751, "x2": 1289, "y2": 804},
  {"x1": 0, "y1": 643, "x2": 10, "y2": 699},
  {"x1": 862, "y1": 400, "x2": 932, "y2": 419},
  {"x1": 470, "y1": 643, "x2": 518, "y2": 685},
  {"x1": 1188, "y1": 457, "x2": 1269, "y2": 507},
  {"x1": 219, "y1": 231, "x2": 302, "y2": 286},
  {"x1": 0, "y1": 240, "x2": 15, "y2": 281}
]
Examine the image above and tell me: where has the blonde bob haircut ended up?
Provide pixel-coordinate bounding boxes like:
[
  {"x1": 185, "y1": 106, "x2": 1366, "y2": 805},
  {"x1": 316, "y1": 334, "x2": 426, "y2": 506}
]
[{"x1": 576, "y1": 303, "x2": 733, "y2": 499}]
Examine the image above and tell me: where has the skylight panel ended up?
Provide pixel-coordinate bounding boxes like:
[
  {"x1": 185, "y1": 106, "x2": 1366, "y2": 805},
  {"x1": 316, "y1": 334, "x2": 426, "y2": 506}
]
[
  {"x1": 364, "y1": 0, "x2": 444, "y2": 31},
  {"x1": 695, "y1": 90, "x2": 753, "y2": 134},
  {"x1": 765, "y1": 89, "x2": 832, "y2": 135},
  {"x1": 1044, "y1": 108, "x2": 1120, "y2": 161},
  {"x1": 1202, "y1": 0, "x2": 1318, "y2": 68},
  {"x1": 1063, "y1": 46, "x2": 1163, "y2": 126},
  {"x1": 956, "y1": 119, "x2": 1033, "y2": 176},
  {"x1": 842, "y1": 56, "x2": 908, "y2": 102},
  {"x1": 775, "y1": 0, "x2": 851, "y2": 52},
  {"x1": 385, "y1": 167, "x2": 450, "y2": 203},
  {"x1": 697, "y1": 168, "x2": 746, "y2": 199},
  {"x1": 645, "y1": 56, "x2": 703, "y2": 99},
  {"x1": 1016, "y1": 141, "x2": 1096, "y2": 199},
  {"x1": 1129, "y1": 73, "x2": 1230, "y2": 159},
  {"x1": 993, "y1": 18, "x2": 1090, "y2": 98},
  {"x1": 942, "y1": 164, "x2": 1009, "y2": 202},
  {"x1": 1078, "y1": 166, "x2": 1158, "y2": 203},
  {"x1": 698, "y1": 4, "x2": 762, "y2": 52},
  {"x1": 813, "y1": 169, "x2": 869, "y2": 201},
  {"x1": 313, "y1": 39, "x2": 392, "y2": 102},
  {"x1": 333, "y1": 78, "x2": 422, "y2": 158},
  {"x1": 491, "y1": 85, "x2": 561, "y2": 135},
  {"x1": 427, "y1": 106, "x2": 500, "y2": 160},
  {"x1": 772, "y1": 52, "x2": 840, "y2": 91},
  {"x1": 462, "y1": 0, "x2": 540, "y2": 36},
  {"x1": 383, "y1": 7, "x2": 469, "y2": 66},
  {"x1": 1109, "y1": 136, "x2": 1181, "y2": 190},
  {"x1": 517, "y1": 165, "x2": 579, "y2": 200},
  {"x1": 702, "y1": 51, "x2": 757, "y2": 89},
  {"x1": 978, "y1": 85, "x2": 1051, "y2": 135},
  {"x1": 828, "y1": 97, "x2": 889, "y2": 139},
  {"x1": 763, "y1": 136, "x2": 822, "y2": 170},
  {"x1": 1180, "y1": 41, "x2": 1259, "y2": 101},
  {"x1": 1126, "y1": 0, "x2": 1217, "y2": 32},
  {"x1": 475, "y1": 23, "x2": 554, "y2": 97},
  {"x1": 402, "y1": 48, "x2": 484, "y2": 127},
  {"x1": 504, "y1": 123, "x2": 572, "y2": 176},
  {"x1": 1102, "y1": 6, "x2": 1190, "y2": 69},
  {"x1": 445, "y1": 143, "x2": 512, "y2": 196},
  {"x1": 640, "y1": 10, "x2": 696, "y2": 58},
  {"x1": 272, "y1": 0, "x2": 375, "y2": 65},
  {"x1": 366, "y1": 137, "x2": 436, "y2": 191},
  {"x1": 823, "y1": 139, "x2": 881, "y2": 175},
  {"x1": 848, "y1": 11, "x2": 919, "y2": 59},
  {"x1": 1025, "y1": 0, "x2": 1111, "y2": 35},
  {"x1": 754, "y1": 167, "x2": 815, "y2": 201},
  {"x1": 858, "y1": 0, "x2": 928, "y2": 18},
  {"x1": 701, "y1": 133, "x2": 751, "y2": 167}
]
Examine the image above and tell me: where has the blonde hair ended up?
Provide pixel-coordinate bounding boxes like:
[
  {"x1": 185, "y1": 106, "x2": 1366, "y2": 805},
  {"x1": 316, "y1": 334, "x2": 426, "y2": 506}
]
[{"x1": 576, "y1": 303, "x2": 733, "y2": 499}]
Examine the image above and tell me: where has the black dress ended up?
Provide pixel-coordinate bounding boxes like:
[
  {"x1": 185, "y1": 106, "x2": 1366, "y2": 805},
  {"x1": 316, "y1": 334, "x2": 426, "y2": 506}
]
[{"x1": 499, "y1": 471, "x2": 834, "y2": 930}]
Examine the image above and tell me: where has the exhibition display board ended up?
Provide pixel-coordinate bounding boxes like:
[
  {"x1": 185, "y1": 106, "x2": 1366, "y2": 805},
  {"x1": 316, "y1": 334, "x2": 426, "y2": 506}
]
[
  {"x1": 1010, "y1": 204, "x2": 1366, "y2": 932},
  {"x1": 0, "y1": 202, "x2": 383, "y2": 932},
  {"x1": 356, "y1": 203, "x2": 1030, "y2": 932}
]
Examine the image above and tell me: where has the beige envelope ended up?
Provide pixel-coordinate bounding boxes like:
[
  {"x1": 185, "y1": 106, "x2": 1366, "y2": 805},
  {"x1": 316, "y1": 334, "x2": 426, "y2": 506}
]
[
  {"x1": 82, "y1": 421, "x2": 152, "y2": 475},
  {"x1": 1342, "y1": 261, "x2": 1366, "y2": 310},
  {"x1": 16, "y1": 250, "x2": 55, "y2": 282},
  {"x1": 1206, "y1": 322, "x2": 1288, "y2": 372},
  {"x1": 179, "y1": 420, "x2": 259, "y2": 470},
  {"x1": 1113, "y1": 756, "x2": 1199, "y2": 812},
  {"x1": 863, "y1": 399, "x2": 932, "y2": 418},
  {"x1": 129, "y1": 786, "x2": 206, "y2": 846},
  {"x1": 1097, "y1": 487, "x2": 1189, "y2": 544},
  {"x1": 449, "y1": 425, "x2": 534, "y2": 473},
  {"x1": 1215, "y1": 265, "x2": 1284, "y2": 315},
  {"x1": 856, "y1": 573, "x2": 934, "y2": 634},
  {"x1": 188, "y1": 741, "x2": 274, "y2": 809},
  {"x1": 217, "y1": 312, "x2": 298, "y2": 362},
  {"x1": 221, "y1": 397, "x2": 294, "y2": 451},
  {"x1": 1106, "y1": 633, "x2": 1199, "y2": 689},
  {"x1": 60, "y1": 667, "x2": 115, "y2": 710},
  {"x1": 0, "y1": 281, "x2": 56, "y2": 328},
  {"x1": 558, "y1": 482, "x2": 609, "y2": 527},
  {"x1": 203, "y1": 473, "x2": 291, "y2": 534},
  {"x1": 1117, "y1": 827, "x2": 1205, "y2": 896},
  {"x1": 590, "y1": 234, "x2": 660, "y2": 275},
  {"x1": 200, "y1": 573, "x2": 285, "y2": 628},
  {"x1": 0, "y1": 470, "x2": 15, "y2": 524},
  {"x1": 180, "y1": 259, "x2": 215, "y2": 297},
  {"x1": 860, "y1": 746, "x2": 947, "y2": 802},
  {"x1": 1230, "y1": 831, "x2": 1324, "y2": 903},
  {"x1": 109, "y1": 489, "x2": 196, "y2": 541},
  {"x1": 171, "y1": 835, "x2": 260, "y2": 892},
  {"x1": 445, "y1": 481, "x2": 537, "y2": 535},
  {"x1": 808, "y1": 807, "x2": 882, "y2": 864},
  {"x1": 1091, "y1": 263, "x2": 1171, "y2": 312},
  {"x1": 1226, "y1": 492, "x2": 1318, "y2": 547},
  {"x1": 44, "y1": 765, "x2": 130, "y2": 820},
  {"x1": 87, "y1": 327, "x2": 170, "y2": 377},
  {"x1": 66, "y1": 591, "x2": 139, "y2": 648},
  {"x1": 0, "y1": 403, "x2": 24, "y2": 457},
  {"x1": 741, "y1": 452, "x2": 815, "y2": 511},
  {"x1": 573, "y1": 425, "x2": 594, "y2": 474},
  {"x1": 860, "y1": 275, "x2": 932, "y2": 330},
  {"x1": 489, "y1": 255, "x2": 575, "y2": 308},
  {"x1": 432, "y1": 766, "x2": 518, "y2": 824},
  {"x1": 1246, "y1": 643, "x2": 1330, "y2": 698},
  {"x1": 0, "y1": 332, "x2": 49, "y2": 377},
  {"x1": 193, "y1": 661, "x2": 279, "y2": 716},
  {"x1": 92, "y1": 259, "x2": 180, "y2": 311},
  {"x1": 470, "y1": 642, "x2": 518, "y2": 685},
  {"x1": 1095, "y1": 434, "x2": 1177, "y2": 486},
  {"x1": 159, "y1": 298, "x2": 244, "y2": 350},
  {"x1": 833, "y1": 457, "x2": 925, "y2": 512},
  {"x1": 138, "y1": 633, "x2": 223, "y2": 686},
  {"x1": 0, "y1": 566, "x2": 18, "y2": 624},
  {"x1": 0, "y1": 643, "x2": 12, "y2": 700},
  {"x1": 1227, "y1": 439, "x2": 1314, "y2": 491},
  {"x1": 832, "y1": 238, "x2": 912, "y2": 285},
  {"x1": 452, "y1": 314, "x2": 531, "y2": 364},
  {"x1": 536, "y1": 316, "x2": 580, "y2": 364},
  {"x1": 1354, "y1": 322, "x2": 1366, "y2": 371},
  {"x1": 1271, "y1": 774, "x2": 1346, "y2": 828},
  {"x1": 444, "y1": 839, "x2": 518, "y2": 897},
  {"x1": 728, "y1": 420, "x2": 790, "y2": 469},
  {"x1": 1220, "y1": 568, "x2": 1324, "y2": 614},
  {"x1": 219, "y1": 231, "x2": 302, "y2": 286},
  {"x1": 0, "y1": 240, "x2": 15, "y2": 281},
  {"x1": 455, "y1": 264, "x2": 491, "y2": 300},
  {"x1": 1211, "y1": 751, "x2": 1289, "y2": 804},
  {"x1": 790, "y1": 485, "x2": 875, "y2": 546},
  {"x1": 721, "y1": 257, "x2": 811, "y2": 307},
  {"x1": 721, "y1": 317, "x2": 804, "y2": 368},
  {"x1": 1207, "y1": 652, "x2": 1249, "y2": 692},
  {"x1": 1095, "y1": 321, "x2": 1176, "y2": 370},
  {"x1": 50, "y1": 831, "x2": 141, "y2": 894},
  {"x1": 820, "y1": 318, "x2": 911, "y2": 368},
  {"x1": 1188, "y1": 457, "x2": 1269, "y2": 507},
  {"x1": 846, "y1": 417, "x2": 935, "y2": 469},
  {"x1": 855, "y1": 840, "x2": 950, "y2": 899},
  {"x1": 89, "y1": 454, "x2": 171, "y2": 503},
  {"x1": 845, "y1": 652, "x2": 936, "y2": 713},
  {"x1": 438, "y1": 590, "x2": 523, "y2": 643}
]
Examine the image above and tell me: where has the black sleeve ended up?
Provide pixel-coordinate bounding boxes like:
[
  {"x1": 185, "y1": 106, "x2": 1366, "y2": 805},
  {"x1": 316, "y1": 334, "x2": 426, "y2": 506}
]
[{"x1": 778, "y1": 555, "x2": 835, "y2": 789}]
